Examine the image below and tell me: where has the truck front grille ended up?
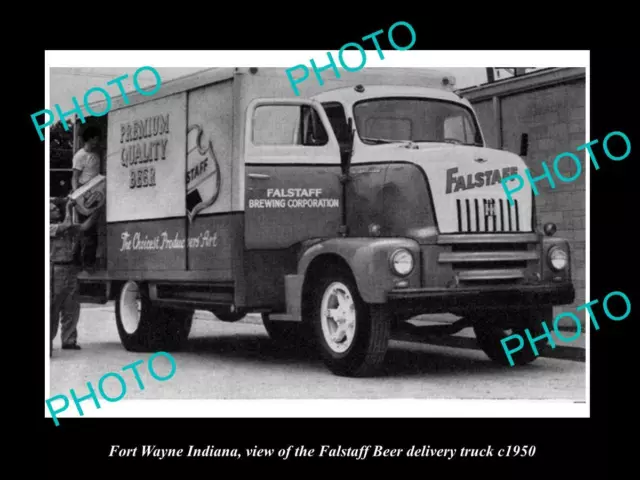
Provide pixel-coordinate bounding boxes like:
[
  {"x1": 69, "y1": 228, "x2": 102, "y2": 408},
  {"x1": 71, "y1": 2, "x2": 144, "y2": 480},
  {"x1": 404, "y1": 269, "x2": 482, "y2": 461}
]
[
  {"x1": 455, "y1": 198, "x2": 522, "y2": 233},
  {"x1": 437, "y1": 233, "x2": 540, "y2": 286}
]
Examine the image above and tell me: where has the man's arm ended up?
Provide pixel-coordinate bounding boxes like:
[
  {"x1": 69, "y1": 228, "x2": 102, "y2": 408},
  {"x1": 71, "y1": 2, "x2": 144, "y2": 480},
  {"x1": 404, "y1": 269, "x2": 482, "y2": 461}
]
[
  {"x1": 78, "y1": 210, "x2": 99, "y2": 232},
  {"x1": 71, "y1": 151, "x2": 84, "y2": 191},
  {"x1": 50, "y1": 222, "x2": 74, "y2": 237},
  {"x1": 66, "y1": 199, "x2": 99, "y2": 232},
  {"x1": 71, "y1": 169, "x2": 81, "y2": 191}
]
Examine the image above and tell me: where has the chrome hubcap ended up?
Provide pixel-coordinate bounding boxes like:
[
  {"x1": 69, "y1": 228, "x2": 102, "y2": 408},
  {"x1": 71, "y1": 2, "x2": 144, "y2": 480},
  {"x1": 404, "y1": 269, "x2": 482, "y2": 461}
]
[
  {"x1": 120, "y1": 281, "x2": 142, "y2": 334},
  {"x1": 320, "y1": 282, "x2": 356, "y2": 353}
]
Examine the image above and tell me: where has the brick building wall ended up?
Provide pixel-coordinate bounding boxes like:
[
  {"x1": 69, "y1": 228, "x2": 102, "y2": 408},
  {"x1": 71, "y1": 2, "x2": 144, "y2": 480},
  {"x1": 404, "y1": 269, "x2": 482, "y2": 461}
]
[{"x1": 459, "y1": 68, "x2": 586, "y2": 327}]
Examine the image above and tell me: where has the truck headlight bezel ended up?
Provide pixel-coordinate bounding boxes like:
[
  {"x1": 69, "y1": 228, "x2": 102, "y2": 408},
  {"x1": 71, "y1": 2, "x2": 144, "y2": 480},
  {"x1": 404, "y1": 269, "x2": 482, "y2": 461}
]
[
  {"x1": 547, "y1": 246, "x2": 568, "y2": 271},
  {"x1": 390, "y1": 248, "x2": 414, "y2": 277}
]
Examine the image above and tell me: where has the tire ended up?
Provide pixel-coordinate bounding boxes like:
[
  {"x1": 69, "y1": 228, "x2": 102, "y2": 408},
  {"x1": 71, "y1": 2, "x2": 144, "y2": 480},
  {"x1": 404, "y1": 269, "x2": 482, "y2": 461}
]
[
  {"x1": 473, "y1": 307, "x2": 552, "y2": 366},
  {"x1": 261, "y1": 314, "x2": 313, "y2": 349},
  {"x1": 212, "y1": 309, "x2": 246, "y2": 323},
  {"x1": 309, "y1": 269, "x2": 391, "y2": 377},
  {"x1": 115, "y1": 281, "x2": 193, "y2": 352}
]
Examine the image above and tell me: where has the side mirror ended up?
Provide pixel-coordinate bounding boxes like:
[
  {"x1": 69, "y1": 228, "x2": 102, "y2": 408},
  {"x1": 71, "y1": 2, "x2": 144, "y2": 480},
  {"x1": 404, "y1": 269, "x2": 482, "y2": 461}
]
[
  {"x1": 341, "y1": 118, "x2": 355, "y2": 175},
  {"x1": 519, "y1": 133, "x2": 529, "y2": 157}
]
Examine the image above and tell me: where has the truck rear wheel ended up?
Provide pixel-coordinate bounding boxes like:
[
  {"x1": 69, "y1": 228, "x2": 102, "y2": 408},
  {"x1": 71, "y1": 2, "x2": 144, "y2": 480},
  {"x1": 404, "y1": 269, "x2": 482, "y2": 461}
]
[
  {"x1": 309, "y1": 270, "x2": 390, "y2": 377},
  {"x1": 473, "y1": 307, "x2": 552, "y2": 366},
  {"x1": 115, "y1": 281, "x2": 193, "y2": 352}
]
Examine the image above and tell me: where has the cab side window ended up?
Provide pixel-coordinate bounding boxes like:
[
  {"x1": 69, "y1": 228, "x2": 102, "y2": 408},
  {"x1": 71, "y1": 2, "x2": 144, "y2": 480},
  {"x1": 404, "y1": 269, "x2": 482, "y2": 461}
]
[
  {"x1": 322, "y1": 102, "x2": 350, "y2": 145},
  {"x1": 251, "y1": 104, "x2": 328, "y2": 146}
]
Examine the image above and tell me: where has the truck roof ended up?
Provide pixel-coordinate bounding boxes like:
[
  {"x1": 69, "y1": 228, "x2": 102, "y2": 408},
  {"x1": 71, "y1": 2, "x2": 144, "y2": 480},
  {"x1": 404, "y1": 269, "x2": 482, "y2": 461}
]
[
  {"x1": 86, "y1": 67, "x2": 236, "y2": 114},
  {"x1": 84, "y1": 67, "x2": 459, "y2": 115},
  {"x1": 311, "y1": 85, "x2": 468, "y2": 107}
]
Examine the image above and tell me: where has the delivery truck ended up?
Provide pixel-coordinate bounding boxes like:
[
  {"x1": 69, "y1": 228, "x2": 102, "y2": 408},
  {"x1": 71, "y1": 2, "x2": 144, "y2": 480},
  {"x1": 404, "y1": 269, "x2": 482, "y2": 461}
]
[{"x1": 73, "y1": 67, "x2": 575, "y2": 377}]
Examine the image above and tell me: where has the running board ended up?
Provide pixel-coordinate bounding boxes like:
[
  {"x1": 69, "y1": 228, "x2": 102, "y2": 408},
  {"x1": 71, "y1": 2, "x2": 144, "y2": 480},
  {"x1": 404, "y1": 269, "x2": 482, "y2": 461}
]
[
  {"x1": 148, "y1": 283, "x2": 234, "y2": 308},
  {"x1": 268, "y1": 313, "x2": 301, "y2": 322}
]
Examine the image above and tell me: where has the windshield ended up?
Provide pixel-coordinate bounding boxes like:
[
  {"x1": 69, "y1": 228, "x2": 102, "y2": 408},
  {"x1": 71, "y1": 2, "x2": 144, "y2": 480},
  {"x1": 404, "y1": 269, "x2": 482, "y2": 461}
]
[{"x1": 353, "y1": 98, "x2": 483, "y2": 146}]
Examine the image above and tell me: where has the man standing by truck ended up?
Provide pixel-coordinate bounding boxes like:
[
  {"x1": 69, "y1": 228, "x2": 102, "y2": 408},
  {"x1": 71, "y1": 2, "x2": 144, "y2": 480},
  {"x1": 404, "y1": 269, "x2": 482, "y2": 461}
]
[
  {"x1": 71, "y1": 126, "x2": 101, "y2": 270},
  {"x1": 50, "y1": 198, "x2": 99, "y2": 354}
]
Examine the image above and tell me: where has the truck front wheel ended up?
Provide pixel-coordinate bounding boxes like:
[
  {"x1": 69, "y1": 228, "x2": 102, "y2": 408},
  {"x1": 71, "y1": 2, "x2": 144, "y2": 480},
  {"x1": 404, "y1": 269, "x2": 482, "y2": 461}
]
[
  {"x1": 309, "y1": 270, "x2": 391, "y2": 377},
  {"x1": 115, "y1": 281, "x2": 193, "y2": 352},
  {"x1": 473, "y1": 307, "x2": 552, "y2": 366}
]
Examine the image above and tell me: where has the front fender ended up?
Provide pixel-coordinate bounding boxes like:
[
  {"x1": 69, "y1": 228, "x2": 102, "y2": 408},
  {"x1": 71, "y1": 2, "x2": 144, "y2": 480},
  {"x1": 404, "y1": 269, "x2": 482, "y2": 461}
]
[{"x1": 299, "y1": 237, "x2": 422, "y2": 303}]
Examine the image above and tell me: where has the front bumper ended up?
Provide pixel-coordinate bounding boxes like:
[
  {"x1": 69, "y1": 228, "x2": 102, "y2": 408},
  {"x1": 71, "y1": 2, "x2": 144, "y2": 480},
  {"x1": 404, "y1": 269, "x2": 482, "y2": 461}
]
[{"x1": 387, "y1": 281, "x2": 575, "y2": 315}]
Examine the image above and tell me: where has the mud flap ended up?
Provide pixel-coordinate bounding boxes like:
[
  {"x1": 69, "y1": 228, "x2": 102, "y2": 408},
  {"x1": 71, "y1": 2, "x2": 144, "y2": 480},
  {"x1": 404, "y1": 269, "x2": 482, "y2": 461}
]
[{"x1": 268, "y1": 275, "x2": 304, "y2": 322}]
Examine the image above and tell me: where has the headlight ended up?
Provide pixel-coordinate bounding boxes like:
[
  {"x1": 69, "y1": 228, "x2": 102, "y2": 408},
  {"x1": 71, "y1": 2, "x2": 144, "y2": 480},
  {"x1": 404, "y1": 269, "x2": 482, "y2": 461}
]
[
  {"x1": 390, "y1": 249, "x2": 414, "y2": 277},
  {"x1": 547, "y1": 246, "x2": 568, "y2": 271}
]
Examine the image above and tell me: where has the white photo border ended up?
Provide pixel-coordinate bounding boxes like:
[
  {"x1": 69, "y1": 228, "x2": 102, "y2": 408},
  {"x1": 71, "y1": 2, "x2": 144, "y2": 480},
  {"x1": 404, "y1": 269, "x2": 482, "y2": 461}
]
[{"x1": 45, "y1": 50, "x2": 590, "y2": 420}]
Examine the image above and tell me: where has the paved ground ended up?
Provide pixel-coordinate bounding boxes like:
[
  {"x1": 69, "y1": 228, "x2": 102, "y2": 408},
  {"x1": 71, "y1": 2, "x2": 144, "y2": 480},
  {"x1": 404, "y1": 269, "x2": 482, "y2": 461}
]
[{"x1": 49, "y1": 305, "x2": 586, "y2": 401}]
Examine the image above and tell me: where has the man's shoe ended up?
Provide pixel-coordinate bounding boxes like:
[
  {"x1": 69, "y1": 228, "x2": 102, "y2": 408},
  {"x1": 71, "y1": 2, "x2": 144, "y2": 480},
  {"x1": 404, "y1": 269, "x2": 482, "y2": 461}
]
[{"x1": 62, "y1": 344, "x2": 81, "y2": 350}]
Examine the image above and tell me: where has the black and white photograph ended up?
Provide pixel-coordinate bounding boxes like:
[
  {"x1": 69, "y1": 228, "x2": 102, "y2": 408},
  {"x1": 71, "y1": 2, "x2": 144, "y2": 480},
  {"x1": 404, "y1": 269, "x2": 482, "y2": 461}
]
[{"x1": 46, "y1": 52, "x2": 590, "y2": 423}]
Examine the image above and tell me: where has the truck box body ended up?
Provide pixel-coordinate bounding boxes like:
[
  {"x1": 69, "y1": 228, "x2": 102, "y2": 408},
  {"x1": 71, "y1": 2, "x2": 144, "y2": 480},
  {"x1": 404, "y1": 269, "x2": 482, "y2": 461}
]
[
  {"x1": 73, "y1": 66, "x2": 575, "y2": 376},
  {"x1": 106, "y1": 77, "x2": 236, "y2": 282},
  {"x1": 92, "y1": 67, "x2": 460, "y2": 308}
]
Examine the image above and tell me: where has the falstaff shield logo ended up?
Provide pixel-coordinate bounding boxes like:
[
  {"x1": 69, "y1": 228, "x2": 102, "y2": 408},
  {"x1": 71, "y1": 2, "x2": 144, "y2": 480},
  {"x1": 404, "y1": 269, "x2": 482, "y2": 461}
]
[{"x1": 186, "y1": 124, "x2": 221, "y2": 223}]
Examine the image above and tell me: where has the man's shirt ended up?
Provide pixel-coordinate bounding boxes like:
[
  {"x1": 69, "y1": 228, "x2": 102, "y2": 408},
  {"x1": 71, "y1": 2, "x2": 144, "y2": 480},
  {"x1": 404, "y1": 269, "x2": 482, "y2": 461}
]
[
  {"x1": 50, "y1": 223, "x2": 77, "y2": 263},
  {"x1": 72, "y1": 148, "x2": 100, "y2": 186}
]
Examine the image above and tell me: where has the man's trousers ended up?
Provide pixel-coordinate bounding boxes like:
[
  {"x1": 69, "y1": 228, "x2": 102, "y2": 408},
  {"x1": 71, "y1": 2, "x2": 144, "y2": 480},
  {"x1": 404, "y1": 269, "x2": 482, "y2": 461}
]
[{"x1": 50, "y1": 263, "x2": 81, "y2": 347}]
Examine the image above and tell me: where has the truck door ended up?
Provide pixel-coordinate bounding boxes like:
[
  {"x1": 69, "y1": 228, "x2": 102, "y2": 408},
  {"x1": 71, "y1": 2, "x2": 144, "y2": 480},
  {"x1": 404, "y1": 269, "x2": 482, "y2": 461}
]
[{"x1": 244, "y1": 98, "x2": 342, "y2": 250}]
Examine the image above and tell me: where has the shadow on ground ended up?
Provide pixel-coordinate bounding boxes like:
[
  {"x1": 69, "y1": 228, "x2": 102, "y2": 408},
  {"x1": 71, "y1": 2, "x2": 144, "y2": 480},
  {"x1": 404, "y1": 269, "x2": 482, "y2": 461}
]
[{"x1": 170, "y1": 334, "x2": 553, "y2": 379}]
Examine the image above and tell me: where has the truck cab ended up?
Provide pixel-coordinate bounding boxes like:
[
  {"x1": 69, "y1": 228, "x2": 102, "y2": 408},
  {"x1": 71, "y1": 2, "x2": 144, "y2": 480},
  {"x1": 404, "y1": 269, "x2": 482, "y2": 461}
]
[{"x1": 76, "y1": 67, "x2": 574, "y2": 377}]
